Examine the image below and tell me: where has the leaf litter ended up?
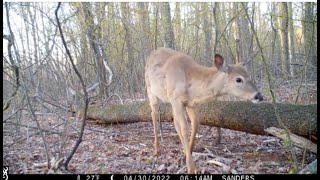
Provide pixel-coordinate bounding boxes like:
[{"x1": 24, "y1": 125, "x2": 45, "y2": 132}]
[{"x1": 3, "y1": 117, "x2": 316, "y2": 174}]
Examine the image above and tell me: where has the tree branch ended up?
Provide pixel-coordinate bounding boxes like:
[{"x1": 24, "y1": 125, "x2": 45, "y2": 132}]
[
  {"x1": 55, "y1": 2, "x2": 89, "y2": 170},
  {"x1": 242, "y1": 3, "x2": 299, "y2": 172},
  {"x1": 3, "y1": 4, "x2": 20, "y2": 111}
]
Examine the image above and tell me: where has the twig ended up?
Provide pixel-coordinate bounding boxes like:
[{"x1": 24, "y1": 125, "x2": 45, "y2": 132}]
[
  {"x1": 192, "y1": 152, "x2": 215, "y2": 158},
  {"x1": 4, "y1": 121, "x2": 61, "y2": 135},
  {"x1": 3, "y1": 102, "x2": 28, "y2": 123},
  {"x1": 242, "y1": 3, "x2": 299, "y2": 172},
  {"x1": 55, "y1": 2, "x2": 89, "y2": 170},
  {"x1": 176, "y1": 165, "x2": 187, "y2": 174},
  {"x1": 104, "y1": 93, "x2": 124, "y2": 106},
  {"x1": 33, "y1": 95, "x2": 71, "y2": 112},
  {"x1": 294, "y1": 53, "x2": 309, "y2": 104},
  {"x1": 3, "y1": 7, "x2": 20, "y2": 111},
  {"x1": 5, "y1": 2, "x2": 51, "y2": 168}
]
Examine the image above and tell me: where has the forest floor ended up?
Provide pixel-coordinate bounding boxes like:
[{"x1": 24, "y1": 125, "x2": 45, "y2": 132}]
[
  {"x1": 3, "y1": 120, "x2": 317, "y2": 174},
  {"x1": 3, "y1": 83, "x2": 317, "y2": 174}
]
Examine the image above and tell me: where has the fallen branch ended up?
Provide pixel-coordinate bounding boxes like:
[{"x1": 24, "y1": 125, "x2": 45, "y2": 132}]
[{"x1": 265, "y1": 127, "x2": 317, "y2": 154}]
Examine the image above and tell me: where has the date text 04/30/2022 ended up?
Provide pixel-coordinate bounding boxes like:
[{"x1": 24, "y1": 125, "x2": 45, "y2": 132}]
[{"x1": 123, "y1": 175, "x2": 170, "y2": 180}]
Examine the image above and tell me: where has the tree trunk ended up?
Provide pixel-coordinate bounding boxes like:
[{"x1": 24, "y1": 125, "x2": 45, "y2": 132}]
[
  {"x1": 174, "y1": 2, "x2": 182, "y2": 51},
  {"x1": 81, "y1": 3, "x2": 108, "y2": 100},
  {"x1": 271, "y1": 2, "x2": 282, "y2": 78},
  {"x1": 234, "y1": 3, "x2": 253, "y2": 73},
  {"x1": 302, "y1": 2, "x2": 316, "y2": 73},
  {"x1": 160, "y1": 2, "x2": 175, "y2": 49},
  {"x1": 137, "y1": 2, "x2": 151, "y2": 95},
  {"x1": 138, "y1": 2, "x2": 152, "y2": 56},
  {"x1": 233, "y1": 3, "x2": 242, "y2": 64},
  {"x1": 121, "y1": 2, "x2": 136, "y2": 99},
  {"x1": 288, "y1": 2, "x2": 295, "y2": 76},
  {"x1": 277, "y1": 2, "x2": 290, "y2": 78},
  {"x1": 212, "y1": 2, "x2": 220, "y2": 54},
  {"x1": 202, "y1": 3, "x2": 212, "y2": 66},
  {"x1": 153, "y1": 3, "x2": 160, "y2": 50},
  {"x1": 76, "y1": 100, "x2": 317, "y2": 137},
  {"x1": 27, "y1": 3, "x2": 38, "y2": 92}
]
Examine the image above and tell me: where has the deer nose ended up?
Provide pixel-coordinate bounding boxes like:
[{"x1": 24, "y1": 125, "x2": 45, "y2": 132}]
[{"x1": 254, "y1": 92, "x2": 263, "y2": 101}]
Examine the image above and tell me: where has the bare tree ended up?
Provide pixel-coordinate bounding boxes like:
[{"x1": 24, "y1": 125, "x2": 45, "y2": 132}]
[
  {"x1": 174, "y1": 2, "x2": 182, "y2": 51},
  {"x1": 288, "y1": 2, "x2": 295, "y2": 76},
  {"x1": 121, "y1": 2, "x2": 137, "y2": 99},
  {"x1": 138, "y1": 2, "x2": 152, "y2": 56},
  {"x1": 277, "y1": 2, "x2": 290, "y2": 78},
  {"x1": 233, "y1": 3, "x2": 253, "y2": 73},
  {"x1": 81, "y1": 3, "x2": 108, "y2": 100},
  {"x1": 55, "y1": 2, "x2": 89, "y2": 170},
  {"x1": 302, "y1": 2, "x2": 316, "y2": 69},
  {"x1": 201, "y1": 3, "x2": 212, "y2": 66},
  {"x1": 160, "y1": 2, "x2": 175, "y2": 49}
]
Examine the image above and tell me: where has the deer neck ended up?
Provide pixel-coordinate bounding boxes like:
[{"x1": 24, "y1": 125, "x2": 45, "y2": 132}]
[
  {"x1": 187, "y1": 67, "x2": 228, "y2": 106},
  {"x1": 207, "y1": 70, "x2": 228, "y2": 95}
]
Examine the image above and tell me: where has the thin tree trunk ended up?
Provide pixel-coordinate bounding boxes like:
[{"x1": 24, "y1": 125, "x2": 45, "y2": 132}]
[
  {"x1": 160, "y1": 2, "x2": 175, "y2": 49},
  {"x1": 288, "y1": 2, "x2": 295, "y2": 76},
  {"x1": 82, "y1": 3, "x2": 107, "y2": 100},
  {"x1": 277, "y1": 2, "x2": 290, "y2": 78},
  {"x1": 174, "y1": 2, "x2": 182, "y2": 51},
  {"x1": 55, "y1": 3, "x2": 89, "y2": 170},
  {"x1": 212, "y1": 2, "x2": 220, "y2": 55},
  {"x1": 233, "y1": 3, "x2": 242, "y2": 64},
  {"x1": 121, "y1": 3, "x2": 136, "y2": 99},
  {"x1": 202, "y1": 3, "x2": 212, "y2": 66},
  {"x1": 138, "y1": 2, "x2": 151, "y2": 56},
  {"x1": 302, "y1": 3, "x2": 316, "y2": 70},
  {"x1": 153, "y1": 3, "x2": 159, "y2": 50},
  {"x1": 272, "y1": 2, "x2": 283, "y2": 78}
]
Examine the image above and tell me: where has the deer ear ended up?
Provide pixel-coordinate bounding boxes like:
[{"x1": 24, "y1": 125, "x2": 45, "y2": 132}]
[
  {"x1": 214, "y1": 54, "x2": 228, "y2": 72},
  {"x1": 238, "y1": 62, "x2": 246, "y2": 67}
]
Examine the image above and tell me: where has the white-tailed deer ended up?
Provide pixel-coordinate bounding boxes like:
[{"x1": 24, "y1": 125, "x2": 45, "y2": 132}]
[{"x1": 145, "y1": 47, "x2": 263, "y2": 174}]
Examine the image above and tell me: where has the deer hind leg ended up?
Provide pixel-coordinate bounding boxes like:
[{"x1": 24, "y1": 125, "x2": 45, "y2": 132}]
[
  {"x1": 186, "y1": 107, "x2": 199, "y2": 154},
  {"x1": 172, "y1": 101, "x2": 196, "y2": 174},
  {"x1": 171, "y1": 101, "x2": 187, "y2": 155},
  {"x1": 149, "y1": 95, "x2": 161, "y2": 156},
  {"x1": 173, "y1": 112, "x2": 185, "y2": 154}
]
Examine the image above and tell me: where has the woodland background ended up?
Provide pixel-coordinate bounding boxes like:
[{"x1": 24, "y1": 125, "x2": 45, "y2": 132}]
[{"x1": 3, "y1": 2, "x2": 317, "y2": 174}]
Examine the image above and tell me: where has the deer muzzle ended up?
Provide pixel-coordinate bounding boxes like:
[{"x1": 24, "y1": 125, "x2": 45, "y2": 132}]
[{"x1": 253, "y1": 92, "x2": 263, "y2": 102}]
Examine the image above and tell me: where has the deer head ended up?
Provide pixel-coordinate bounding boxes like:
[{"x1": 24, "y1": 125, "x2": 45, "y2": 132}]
[{"x1": 214, "y1": 54, "x2": 263, "y2": 103}]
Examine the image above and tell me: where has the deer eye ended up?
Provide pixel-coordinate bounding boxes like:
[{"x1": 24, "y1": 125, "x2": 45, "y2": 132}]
[{"x1": 236, "y1": 78, "x2": 242, "y2": 83}]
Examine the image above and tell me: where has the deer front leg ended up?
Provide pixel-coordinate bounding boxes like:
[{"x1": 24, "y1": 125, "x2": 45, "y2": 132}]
[
  {"x1": 173, "y1": 115, "x2": 185, "y2": 155},
  {"x1": 152, "y1": 110, "x2": 160, "y2": 156},
  {"x1": 186, "y1": 107, "x2": 199, "y2": 154},
  {"x1": 172, "y1": 101, "x2": 196, "y2": 174},
  {"x1": 149, "y1": 97, "x2": 160, "y2": 156}
]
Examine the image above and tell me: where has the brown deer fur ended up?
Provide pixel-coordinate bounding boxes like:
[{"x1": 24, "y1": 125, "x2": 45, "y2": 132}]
[{"x1": 145, "y1": 47, "x2": 262, "y2": 173}]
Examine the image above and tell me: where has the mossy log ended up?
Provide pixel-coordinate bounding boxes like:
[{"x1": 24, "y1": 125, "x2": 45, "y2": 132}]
[{"x1": 78, "y1": 101, "x2": 317, "y2": 136}]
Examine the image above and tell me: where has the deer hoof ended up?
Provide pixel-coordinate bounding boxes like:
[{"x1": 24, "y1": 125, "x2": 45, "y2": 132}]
[
  {"x1": 154, "y1": 148, "x2": 160, "y2": 156},
  {"x1": 187, "y1": 163, "x2": 197, "y2": 174}
]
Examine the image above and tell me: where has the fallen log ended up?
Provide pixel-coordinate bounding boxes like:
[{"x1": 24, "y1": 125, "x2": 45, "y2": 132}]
[{"x1": 77, "y1": 100, "x2": 317, "y2": 137}]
